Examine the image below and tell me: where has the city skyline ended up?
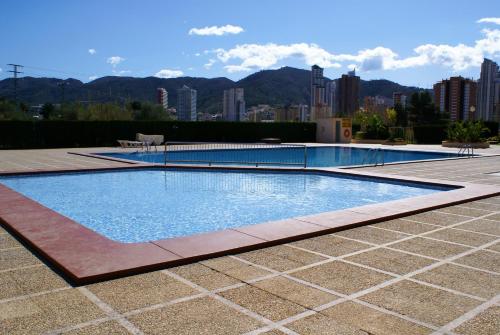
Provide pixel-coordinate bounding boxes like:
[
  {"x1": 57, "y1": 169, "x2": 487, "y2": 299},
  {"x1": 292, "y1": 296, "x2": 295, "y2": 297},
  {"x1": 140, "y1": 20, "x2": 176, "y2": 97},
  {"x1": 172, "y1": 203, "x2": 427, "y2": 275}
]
[{"x1": 0, "y1": 0, "x2": 499, "y2": 88}]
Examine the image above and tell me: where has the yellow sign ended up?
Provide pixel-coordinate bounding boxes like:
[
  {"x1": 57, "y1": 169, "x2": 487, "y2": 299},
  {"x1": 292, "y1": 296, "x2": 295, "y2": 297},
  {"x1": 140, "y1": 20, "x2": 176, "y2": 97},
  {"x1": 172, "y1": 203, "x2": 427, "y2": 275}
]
[{"x1": 341, "y1": 118, "x2": 352, "y2": 127}]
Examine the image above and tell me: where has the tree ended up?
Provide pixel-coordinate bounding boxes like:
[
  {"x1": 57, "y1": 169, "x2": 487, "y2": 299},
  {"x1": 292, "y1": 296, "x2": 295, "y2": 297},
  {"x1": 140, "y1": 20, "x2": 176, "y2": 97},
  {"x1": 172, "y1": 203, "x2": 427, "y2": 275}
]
[
  {"x1": 394, "y1": 103, "x2": 407, "y2": 127},
  {"x1": 408, "y1": 91, "x2": 442, "y2": 125},
  {"x1": 0, "y1": 98, "x2": 28, "y2": 120},
  {"x1": 132, "y1": 102, "x2": 171, "y2": 121},
  {"x1": 385, "y1": 108, "x2": 397, "y2": 127},
  {"x1": 41, "y1": 103, "x2": 55, "y2": 120}
]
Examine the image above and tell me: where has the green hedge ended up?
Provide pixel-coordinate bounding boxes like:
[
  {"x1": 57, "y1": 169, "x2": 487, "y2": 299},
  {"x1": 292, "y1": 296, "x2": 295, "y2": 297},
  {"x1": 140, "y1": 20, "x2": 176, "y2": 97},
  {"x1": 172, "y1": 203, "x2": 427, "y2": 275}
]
[
  {"x1": 483, "y1": 121, "x2": 499, "y2": 136},
  {"x1": 413, "y1": 121, "x2": 499, "y2": 144},
  {"x1": 412, "y1": 125, "x2": 447, "y2": 144},
  {"x1": 0, "y1": 121, "x2": 316, "y2": 149}
]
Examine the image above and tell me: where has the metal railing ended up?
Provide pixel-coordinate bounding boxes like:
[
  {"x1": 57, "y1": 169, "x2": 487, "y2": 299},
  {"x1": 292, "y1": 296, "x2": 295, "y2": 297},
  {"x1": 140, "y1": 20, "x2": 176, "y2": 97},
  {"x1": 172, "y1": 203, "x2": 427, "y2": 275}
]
[
  {"x1": 361, "y1": 148, "x2": 385, "y2": 166},
  {"x1": 458, "y1": 143, "x2": 474, "y2": 158},
  {"x1": 163, "y1": 142, "x2": 308, "y2": 167}
]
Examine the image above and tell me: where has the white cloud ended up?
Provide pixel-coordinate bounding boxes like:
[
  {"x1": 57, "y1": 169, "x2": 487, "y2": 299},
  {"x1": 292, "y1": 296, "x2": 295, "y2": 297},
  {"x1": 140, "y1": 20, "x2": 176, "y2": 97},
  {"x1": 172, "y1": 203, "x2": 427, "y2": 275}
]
[
  {"x1": 204, "y1": 59, "x2": 216, "y2": 69},
  {"x1": 214, "y1": 25, "x2": 500, "y2": 73},
  {"x1": 107, "y1": 56, "x2": 125, "y2": 67},
  {"x1": 88, "y1": 48, "x2": 96, "y2": 55},
  {"x1": 189, "y1": 24, "x2": 244, "y2": 36},
  {"x1": 214, "y1": 43, "x2": 342, "y2": 72},
  {"x1": 88, "y1": 75, "x2": 97, "y2": 81},
  {"x1": 154, "y1": 69, "x2": 184, "y2": 78},
  {"x1": 477, "y1": 17, "x2": 500, "y2": 25},
  {"x1": 224, "y1": 65, "x2": 252, "y2": 73},
  {"x1": 195, "y1": 53, "x2": 201, "y2": 56}
]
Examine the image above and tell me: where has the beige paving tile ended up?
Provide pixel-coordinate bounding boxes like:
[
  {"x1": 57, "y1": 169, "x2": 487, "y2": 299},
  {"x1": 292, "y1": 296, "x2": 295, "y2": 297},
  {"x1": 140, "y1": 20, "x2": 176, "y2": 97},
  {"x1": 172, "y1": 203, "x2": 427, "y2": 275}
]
[
  {"x1": 128, "y1": 295, "x2": 263, "y2": 334},
  {"x1": 322, "y1": 301, "x2": 432, "y2": 335},
  {"x1": 238, "y1": 245, "x2": 326, "y2": 272},
  {"x1": 425, "y1": 228, "x2": 497, "y2": 247},
  {"x1": 287, "y1": 312, "x2": 368, "y2": 335},
  {"x1": 479, "y1": 196, "x2": 500, "y2": 205},
  {"x1": 413, "y1": 263, "x2": 500, "y2": 299},
  {"x1": 290, "y1": 235, "x2": 372, "y2": 257},
  {"x1": 484, "y1": 213, "x2": 500, "y2": 221},
  {"x1": 201, "y1": 256, "x2": 272, "y2": 281},
  {"x1": 438, "y1": 206, "x2": 494, "y2": 217},
  {"x1": 404, "y1": 211, "x2": 471, "y2": 226},
  {"x1": 0, "y1": 289, "x2": 106, "y2": 335},
  {"x1": 253, "y1": 275, "x2": 338, "y2": 308},
  {"x1": 0, "y1": 248, "x2": 41, "y2": 271},
  {"x1": 463, "y1": 201, "x2": 500, "y2": 211},
  {"x1": 0, "y1": 234, "x2": 21, "y2": 249},
  {"x1": 455, "y1": 219, "x2": 500, "y2": 236},
  {"x1": 7, "y1": 266, "x2": 68, "y2": 298},
  {"x1": 0, "y1": 271, "x2": 26, "y2": 300},
  {"x1": 170, "y1": 263, "x2": 241, "y2": 290},
  {"x1": 88, "y1": 271, "x2": 198, "y2": 313},
  {"x1": 218, "y1": 285, "x2": 306, "y2": 321},
  {"x1": 374, "y1": 219, "x2": 439, "y2": 235},
  {"x1": 291, "y1": 261, "x2": 393, "y2": 295},
  {"x1": 390, "y1": 237, "x2": 471, "y2": 259},
  {"x1": 454, "y1": 250, "x2": 500, "y2": 273},
  {"x1": 345, "y1": 248, "x2": 435, "y2": 275},
  {"x1": 334, "y1": 226, "x2": 408, "y2": 245},
  {"x1": 260, "y1": 330, "x2": 288, "y2": 335},
  {"x1": 453, "y1": 306, "x2": 500, "y2": 335},
  {"x1": 486, "y1": 242, "x2": 500, "y2": 252},
  {"x1": 360, "y1": 280, "x2": 481, "y2": 326},
  {"x1": 63, "y1": 321, "x2": 130, "y2": 335}
]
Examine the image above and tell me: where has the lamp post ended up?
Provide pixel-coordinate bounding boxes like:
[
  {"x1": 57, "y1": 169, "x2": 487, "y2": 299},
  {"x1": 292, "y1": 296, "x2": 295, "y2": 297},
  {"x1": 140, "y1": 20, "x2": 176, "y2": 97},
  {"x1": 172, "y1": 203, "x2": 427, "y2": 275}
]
[{"x1": 469, "y1": 106, "x2": 476, "y2": 121}]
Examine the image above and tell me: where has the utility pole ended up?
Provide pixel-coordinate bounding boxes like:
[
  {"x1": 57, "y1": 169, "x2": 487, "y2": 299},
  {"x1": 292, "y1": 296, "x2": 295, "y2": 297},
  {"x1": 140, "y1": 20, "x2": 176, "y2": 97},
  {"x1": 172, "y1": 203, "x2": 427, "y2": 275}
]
[
  {"x1": 57, "y1": 81, "x2": 69, "y2": 105},
  {"x1": 7, "y1": 64, "x2": 24, "y2": 112}
]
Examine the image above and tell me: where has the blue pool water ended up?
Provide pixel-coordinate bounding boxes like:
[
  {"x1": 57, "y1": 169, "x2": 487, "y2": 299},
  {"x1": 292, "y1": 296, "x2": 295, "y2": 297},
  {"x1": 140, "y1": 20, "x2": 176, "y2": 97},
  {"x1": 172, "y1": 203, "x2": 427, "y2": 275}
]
[
  {"x1": 0, "y1": 169, "x2": 452, "y2": 243},
  {"x1": 100, "y1": 146, "x2": 459, "y2": 167}
]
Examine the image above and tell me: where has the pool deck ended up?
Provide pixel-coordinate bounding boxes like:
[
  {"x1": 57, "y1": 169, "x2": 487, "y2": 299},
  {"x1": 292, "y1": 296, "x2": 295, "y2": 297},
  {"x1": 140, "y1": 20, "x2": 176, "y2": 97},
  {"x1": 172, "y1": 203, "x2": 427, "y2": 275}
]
[{"x1": 1, "y1": 145, "x2": 500, "y2": 334}]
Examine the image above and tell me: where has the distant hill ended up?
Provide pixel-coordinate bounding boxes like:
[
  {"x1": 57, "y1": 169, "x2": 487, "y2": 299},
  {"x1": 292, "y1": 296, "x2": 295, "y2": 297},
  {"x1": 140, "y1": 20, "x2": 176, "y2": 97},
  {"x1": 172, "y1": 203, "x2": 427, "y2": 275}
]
[{"x1": 0, "y1": 66, "x2": 427, "y2": 113}]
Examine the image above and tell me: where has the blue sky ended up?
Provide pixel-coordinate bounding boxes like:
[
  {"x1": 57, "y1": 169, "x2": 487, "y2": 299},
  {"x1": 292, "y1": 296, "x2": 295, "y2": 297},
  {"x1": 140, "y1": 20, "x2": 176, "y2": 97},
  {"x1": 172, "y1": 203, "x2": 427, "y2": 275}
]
[{"x1": 1, "y1": 0, "x2": 499, "y2": 87}]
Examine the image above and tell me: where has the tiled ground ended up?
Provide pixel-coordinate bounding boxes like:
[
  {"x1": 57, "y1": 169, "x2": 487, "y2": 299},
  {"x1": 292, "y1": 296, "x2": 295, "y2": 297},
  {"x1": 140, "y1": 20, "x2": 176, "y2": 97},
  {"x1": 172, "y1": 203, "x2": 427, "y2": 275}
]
[{"x1": 0, "y1": 147, "x2": 499, "y2": 334}]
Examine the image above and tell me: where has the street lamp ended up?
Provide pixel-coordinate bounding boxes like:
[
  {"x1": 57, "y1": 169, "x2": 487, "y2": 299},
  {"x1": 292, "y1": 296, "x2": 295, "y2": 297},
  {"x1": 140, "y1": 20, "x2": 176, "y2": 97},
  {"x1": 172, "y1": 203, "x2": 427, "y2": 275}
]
[{"x1": 469, "y1": 106, "x2": 476, "y2": 120}]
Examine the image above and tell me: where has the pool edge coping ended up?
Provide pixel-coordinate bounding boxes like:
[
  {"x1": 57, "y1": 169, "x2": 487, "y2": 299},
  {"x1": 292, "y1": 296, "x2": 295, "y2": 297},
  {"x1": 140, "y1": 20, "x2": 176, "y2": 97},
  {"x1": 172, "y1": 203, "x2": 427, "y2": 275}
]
[{"x1": 0, "y1": 165, "x2": 499, "y2": 285}]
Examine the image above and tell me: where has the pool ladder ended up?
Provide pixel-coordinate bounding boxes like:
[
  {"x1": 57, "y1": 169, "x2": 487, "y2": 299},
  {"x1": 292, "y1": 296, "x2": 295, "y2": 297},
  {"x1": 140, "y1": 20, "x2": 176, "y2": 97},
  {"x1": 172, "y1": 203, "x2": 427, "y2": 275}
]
[
  {"x1": 457, "y1": 143, "x2": 474, "y2": 158},
  {"x1": 361, "y1": 148, "x2": 385, "y2": 167}
]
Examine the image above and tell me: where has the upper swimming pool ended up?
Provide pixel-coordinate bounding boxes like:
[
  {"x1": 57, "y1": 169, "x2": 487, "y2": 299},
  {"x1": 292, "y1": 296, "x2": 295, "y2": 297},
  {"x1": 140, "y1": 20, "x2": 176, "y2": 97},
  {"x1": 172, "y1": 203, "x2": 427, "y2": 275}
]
[
  {"x1": 98, "y1": 146, "x2": 461, "y2": 167},
  {"x1": 0, "y1": 168, "x2": 453, "y2": 243}
]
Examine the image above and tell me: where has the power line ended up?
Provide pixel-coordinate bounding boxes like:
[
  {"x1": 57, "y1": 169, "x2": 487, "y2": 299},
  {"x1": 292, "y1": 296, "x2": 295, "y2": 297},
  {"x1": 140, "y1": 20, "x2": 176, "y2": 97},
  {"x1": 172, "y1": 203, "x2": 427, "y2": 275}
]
[{"x1": 22, "y1": 64, "x2": 93, "y2": 78}]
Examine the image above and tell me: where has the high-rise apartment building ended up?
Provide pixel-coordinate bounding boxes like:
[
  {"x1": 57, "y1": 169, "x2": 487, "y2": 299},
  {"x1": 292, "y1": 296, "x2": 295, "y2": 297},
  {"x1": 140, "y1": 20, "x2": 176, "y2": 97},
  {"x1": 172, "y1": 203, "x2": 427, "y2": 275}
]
[
  {"x1": 335, "y1": 69, "x2": 360, "y2": 116},
  {"x1": 223, "y1": 88, "x2": 245, "y2": 121},
  {"x1": 176, "y1": 85, "x2": 197, "y2": 121},
  {"x1": 477, "y1": 58, "x2": 500, "y2": 121},
  {"x1": 433, "y1": 77, "x2": 477, "y2": 121},
  {"x1": 325, "y1": 80, "x2": 337, "y2": 115},
  {"x1": 310, "y1": 65, "x2": 337, "y2": 120},
  {"x1": 392, "y1": 92, "x2": 407, "y2": 109},
  {"x1": 157, "y1": 88, "x2": 168, "y2": 110},
  {"x1": 310, "y1": 65, "x2": 327, "y2": 120}
]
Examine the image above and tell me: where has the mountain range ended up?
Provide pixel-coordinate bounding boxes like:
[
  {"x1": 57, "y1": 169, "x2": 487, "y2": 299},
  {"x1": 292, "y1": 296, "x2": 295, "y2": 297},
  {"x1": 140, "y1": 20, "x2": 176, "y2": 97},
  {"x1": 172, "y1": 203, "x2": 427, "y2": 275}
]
[{"x1": 0, "y1": 66, "x2": 426, "y2": 113}]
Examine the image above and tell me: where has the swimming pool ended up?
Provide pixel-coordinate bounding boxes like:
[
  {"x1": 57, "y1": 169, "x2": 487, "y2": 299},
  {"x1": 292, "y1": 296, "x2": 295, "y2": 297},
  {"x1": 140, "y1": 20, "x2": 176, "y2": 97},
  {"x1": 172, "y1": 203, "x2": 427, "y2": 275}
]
[
  {"x1": 99, "y1": 146, "x2": 461, "y2": 167},
  {"x1": 0, "y1": 168, "x2": 453, "y2": 243}
]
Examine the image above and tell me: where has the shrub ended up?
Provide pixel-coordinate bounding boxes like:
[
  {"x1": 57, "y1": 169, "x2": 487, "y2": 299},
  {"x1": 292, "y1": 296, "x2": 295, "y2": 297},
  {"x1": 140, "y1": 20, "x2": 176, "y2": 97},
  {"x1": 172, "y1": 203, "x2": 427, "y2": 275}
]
[{"x1": 446, "y1": 121, "x2": 489, "y2": 143}]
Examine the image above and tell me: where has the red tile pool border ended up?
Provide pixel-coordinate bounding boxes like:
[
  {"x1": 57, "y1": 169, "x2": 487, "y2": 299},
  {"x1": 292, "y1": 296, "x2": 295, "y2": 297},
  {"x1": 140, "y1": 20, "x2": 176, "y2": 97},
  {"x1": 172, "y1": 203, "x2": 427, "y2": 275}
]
[{"x1": 0, "y1": 165, "x2": 499, "y2": 285}]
